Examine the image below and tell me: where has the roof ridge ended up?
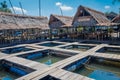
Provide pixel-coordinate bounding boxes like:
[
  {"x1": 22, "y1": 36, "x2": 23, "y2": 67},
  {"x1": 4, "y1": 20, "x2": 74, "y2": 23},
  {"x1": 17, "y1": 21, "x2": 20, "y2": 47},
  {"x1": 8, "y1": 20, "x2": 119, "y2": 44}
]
[
  {"x1": 80, "y1": 5, "x2": 104, "y2": 15},
  {"x1": 51, "y1": 14, "x2": 73, "y2": 18},
  {"x1": 0, "y1": 12, "x2": 47, "y2": 19},
  {"x1": 79, "y1": 5, "x2": 110, "y2": 24},
  {"x1": 112, "y1": 15, "x2": 120, "y2": 22}
]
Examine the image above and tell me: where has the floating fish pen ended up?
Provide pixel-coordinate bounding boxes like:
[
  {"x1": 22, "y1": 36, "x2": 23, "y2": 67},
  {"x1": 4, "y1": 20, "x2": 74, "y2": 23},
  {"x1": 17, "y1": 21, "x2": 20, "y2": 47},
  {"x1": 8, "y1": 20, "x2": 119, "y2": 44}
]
[
  {"x1": 18, "y1": 49, "x2": 76, "y2": 65},
  {"x1": 38, "y1": 42, "x2": 63, "y2": 47},
  {"x1": 63, "y1": 56, "x2": 120, "y2": 80},
  {"x1": 1, "y1": 46, "x2": 34, "y2": 54},
  {"x1": 0, "y1": 60, "x2": 35, "y2": 80},
  {"x1": 61, "y1": 45, "x2": 94, "y2": 51},
  {"x1": 58, "y1": 39, "x2": 75, "y2": 43},
  {"x1": 109, "y1": 43, "x2": 120, "y2": 46},
  {"x1": 40, "y1": 75, "x2": 60, "y2": 80},
  {"x1": 80, "y1": 41, "x2": 102, "y2": 44},
  {"x1": 96, "y1": 47, "x2": 120, "y2": 54}
]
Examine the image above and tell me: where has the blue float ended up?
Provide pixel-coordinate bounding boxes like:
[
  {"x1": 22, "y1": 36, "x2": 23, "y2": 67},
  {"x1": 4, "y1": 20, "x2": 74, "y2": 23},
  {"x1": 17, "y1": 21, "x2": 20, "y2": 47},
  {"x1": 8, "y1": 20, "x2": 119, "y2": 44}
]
[
  {"x1": 27, "y1": 53, "x2": 42, "y2": 59},
  {"x1": 10, "y1": 67, "x2": 27, "y2": 76},
  {"x1": 67, "y1": 58, "x2": 88, "y2": 71}
]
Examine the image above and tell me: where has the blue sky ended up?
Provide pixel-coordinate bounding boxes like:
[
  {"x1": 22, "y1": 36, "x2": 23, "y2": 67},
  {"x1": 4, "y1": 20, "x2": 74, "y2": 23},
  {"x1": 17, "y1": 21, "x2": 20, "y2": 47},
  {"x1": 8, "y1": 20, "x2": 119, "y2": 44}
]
[{"x1": 0, "y1": 0, "x2": 120, "y2": 18}]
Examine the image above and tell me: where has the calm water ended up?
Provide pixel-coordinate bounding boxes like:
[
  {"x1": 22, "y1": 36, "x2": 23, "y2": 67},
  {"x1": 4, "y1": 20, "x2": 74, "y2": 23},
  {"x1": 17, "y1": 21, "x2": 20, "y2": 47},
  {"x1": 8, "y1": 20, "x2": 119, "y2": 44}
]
[
  {"x1": 74, "y1": 60, "x2": 120, "y2": 80},
  {"x1": 104, "y1": 51, "x2": 120, "y2": 54},
  {"x1": 0, "y1": 66, "x2": 20, "y2": 80},
  {"x1": 32, "y1": 55, "x2": 64, "y2": 65},
  {"x1": 2, "y1": 47, "x2": 33, "y2": 54},
  {"x1": 81, "y1": 41, "x2": 101, "y2": 44},
  {"x1": 39, "y1": 42, "x2": 62, "y2": 47},
  {"x1": 63, "y1": 45, "x2": 93, "y2": 51},
  {"x1": 104, "y1": 49, "x2": 120, "y2": 54}
]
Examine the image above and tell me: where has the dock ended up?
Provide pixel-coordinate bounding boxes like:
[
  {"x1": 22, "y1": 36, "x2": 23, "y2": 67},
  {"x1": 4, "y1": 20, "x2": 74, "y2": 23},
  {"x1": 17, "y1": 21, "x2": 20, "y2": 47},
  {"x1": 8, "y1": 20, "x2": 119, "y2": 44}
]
[{"x1": 0, "y1": 41, "x2": 120, "y2": 80}]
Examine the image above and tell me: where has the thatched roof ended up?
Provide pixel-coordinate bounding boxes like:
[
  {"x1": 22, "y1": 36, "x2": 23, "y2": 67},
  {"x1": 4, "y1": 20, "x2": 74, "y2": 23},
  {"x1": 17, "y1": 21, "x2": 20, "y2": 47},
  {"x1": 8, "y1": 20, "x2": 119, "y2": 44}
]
[
  {"x1": 0, "y1": 12, "x2": 49, "y2": 30},
  {"x1": 105, "y1": 12, "x2": 117, "y2": 20},
  {"x1": 49, "y1": 14, "x2": 73, "y2": 28},
  {"x1": 112, "y1": 15, "x2": 120, "y2": 23},
  {"x1": 73, "y1": 5, "x2": 113, "y2": 27}
]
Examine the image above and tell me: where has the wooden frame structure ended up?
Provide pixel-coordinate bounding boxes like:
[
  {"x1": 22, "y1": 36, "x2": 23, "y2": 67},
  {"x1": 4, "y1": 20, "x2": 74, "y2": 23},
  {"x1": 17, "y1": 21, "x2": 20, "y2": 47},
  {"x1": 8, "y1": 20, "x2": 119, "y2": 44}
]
[
  {"x1": 0, "y1": 5, "x2": 120, "y2": 45},
  {"x1": 72, "y1": 5, "x2": 119, "y2": 40},
  {"x1": 49, "y1": 14, "x2": 76, "y2": 39},
  {"x1": 0, "y1": 12, "x2": 49, "y2": 45}
]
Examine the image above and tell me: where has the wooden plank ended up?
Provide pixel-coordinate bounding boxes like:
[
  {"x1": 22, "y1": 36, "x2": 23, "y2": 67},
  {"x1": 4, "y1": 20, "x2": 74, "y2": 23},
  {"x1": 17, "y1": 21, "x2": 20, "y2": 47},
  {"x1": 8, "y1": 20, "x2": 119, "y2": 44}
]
[{"x1": 60, "y1": 72, "x2": 73, "y2": 80}]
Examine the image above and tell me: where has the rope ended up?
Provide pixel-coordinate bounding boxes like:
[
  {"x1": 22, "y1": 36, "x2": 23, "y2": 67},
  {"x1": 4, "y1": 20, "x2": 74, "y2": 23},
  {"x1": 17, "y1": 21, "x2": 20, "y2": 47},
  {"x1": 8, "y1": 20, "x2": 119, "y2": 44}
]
[{"x1": 84, "y1": 57, "x2": 91, "y2": 65}]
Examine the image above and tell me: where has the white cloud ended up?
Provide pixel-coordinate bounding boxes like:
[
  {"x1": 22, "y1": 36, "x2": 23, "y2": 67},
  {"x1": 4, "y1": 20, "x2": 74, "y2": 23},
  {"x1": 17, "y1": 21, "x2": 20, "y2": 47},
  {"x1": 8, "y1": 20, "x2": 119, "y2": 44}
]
[
  {"x1": 56, "y1": 2, "x2": 62, "y2": 6},
  {"x1": 10, "y1": 6, "x2": 27, "y2": 14},
  {"x1": 60, "y1": 5, "x2": 73, "y2": 11},
  {"x1": 105, "y1": 5, "x2": 110, "y2": 9},
  {"x1": 55, "y1": 2, "x2": 73, "y2": 11}
]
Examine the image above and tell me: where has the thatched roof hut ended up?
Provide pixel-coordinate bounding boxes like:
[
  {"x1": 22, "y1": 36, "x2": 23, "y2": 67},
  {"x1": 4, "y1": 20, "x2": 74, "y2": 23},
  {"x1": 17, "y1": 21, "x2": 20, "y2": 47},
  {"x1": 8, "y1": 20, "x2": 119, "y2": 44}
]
[
  {"x1": 72, "y1": 5, "x2": 113, "y2": 27},
  {"x1": 105, "y1": 12, "x2": 117, "y2": 20},
  {"x1": 0, "y1": 12, "x2": 49, "y2": 30},
  {"x1": 112, "y1": 15, "x2": 120, "y2": 23},
  {"x1": 49, "y1": 14, "x2": 73, "y2": 29}
]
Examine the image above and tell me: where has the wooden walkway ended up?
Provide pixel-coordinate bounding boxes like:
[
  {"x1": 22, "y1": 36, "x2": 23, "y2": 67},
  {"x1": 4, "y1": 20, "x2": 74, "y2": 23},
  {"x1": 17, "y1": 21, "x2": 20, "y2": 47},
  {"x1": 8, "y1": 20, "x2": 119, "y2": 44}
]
[
  {"x1": 4, "y1": 56, "x2": 48, "y2": 70},
  {"x1": 91, "y1": 53, "x2": 120, "y2": 60},
  {"x1": 0, "y1": 41, "x2": 120, "y2": 80}
]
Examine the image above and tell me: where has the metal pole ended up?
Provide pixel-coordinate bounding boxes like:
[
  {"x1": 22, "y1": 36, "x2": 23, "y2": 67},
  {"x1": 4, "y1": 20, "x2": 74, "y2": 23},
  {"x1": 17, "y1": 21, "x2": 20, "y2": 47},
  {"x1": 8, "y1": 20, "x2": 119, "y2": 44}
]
[
  {"x1": 9, "y1": 0, "x2": 16, "y2": 14},
  {"x1": 60, "y1": 7, "x2": 63, "y2": 16},
  {"x1": 19, "y1": 2, "x2": 24, "y2": 15},
  {"x1": 119, "y1": 8, "x2": 120, "y2": 16},
  {"x1": 39, "y1": 0, "x2": 41, "y2": 16}
]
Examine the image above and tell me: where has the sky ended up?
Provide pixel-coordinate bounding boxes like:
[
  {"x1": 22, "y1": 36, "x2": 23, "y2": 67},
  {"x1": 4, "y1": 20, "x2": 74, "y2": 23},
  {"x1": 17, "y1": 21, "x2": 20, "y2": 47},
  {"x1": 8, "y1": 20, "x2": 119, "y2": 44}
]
[{"x1": 0, "y1": 0, "x2": 120, "y2": 18}]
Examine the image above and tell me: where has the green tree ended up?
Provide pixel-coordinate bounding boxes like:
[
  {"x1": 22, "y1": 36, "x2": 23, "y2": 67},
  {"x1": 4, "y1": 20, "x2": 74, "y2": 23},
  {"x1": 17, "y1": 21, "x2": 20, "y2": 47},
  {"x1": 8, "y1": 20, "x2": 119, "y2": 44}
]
[
  {"x1": 0, "y1": 1, "x2": 12, "y2": 13},
  {"x1": 77, "y1": 26, "x2": 83, "y2": 32}
]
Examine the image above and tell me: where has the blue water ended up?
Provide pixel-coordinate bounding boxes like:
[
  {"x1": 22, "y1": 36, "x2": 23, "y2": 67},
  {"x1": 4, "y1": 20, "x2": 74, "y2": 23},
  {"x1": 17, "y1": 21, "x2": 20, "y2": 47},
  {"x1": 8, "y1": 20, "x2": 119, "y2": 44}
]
[
  {"x1": 89, "y1": 70, "x2": 120, "y2": 80},
  {"x1": 39, "y1": 42, "x2": 62, "y2": 47},
  {"x1": 0, "y1": 68, "x2": 19, "y2": 80},
  {"x1": 2, "y1": 47, "x2": 33, "y2": 54},
  {"x1": 62, "y1": 45, "x2": 93, "y2": 51}
]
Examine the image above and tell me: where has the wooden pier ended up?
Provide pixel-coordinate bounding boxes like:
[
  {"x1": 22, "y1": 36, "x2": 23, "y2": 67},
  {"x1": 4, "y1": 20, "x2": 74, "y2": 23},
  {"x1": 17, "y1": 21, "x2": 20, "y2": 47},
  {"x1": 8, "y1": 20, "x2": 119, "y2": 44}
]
[{"x1": 0, "y1": 41, "x2": 120, "y2": 80}]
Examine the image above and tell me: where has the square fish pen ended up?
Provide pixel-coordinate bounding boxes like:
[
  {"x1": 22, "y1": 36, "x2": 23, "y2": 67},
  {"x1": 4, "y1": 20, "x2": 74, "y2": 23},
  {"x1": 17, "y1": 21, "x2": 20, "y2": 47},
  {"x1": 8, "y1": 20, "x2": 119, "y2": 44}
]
[
  {"x1": 58, "y1": 39, "x2": 75, "y2": 43},
  {"x1": 0, "y1": 46, "x2": 34, "y2": 54},
  {"x1": 63, "y1": 56, "x2": 120, "y2": 80},
  {"x1": 38, "y1": 42, "x2": 63, "y2": 47},
  {"x1": 96, "y1": 47, "x2": 120, "y2": 55},
  {"x1": 0, "y1": 60, "x2": 35, "y2": 80},
  {"x1": 18, "y1": 49, "x2": 77, "y2": 65},
  {"x1": 61, "y1": 45, "x2": 94, "y2": 51},
  {"x1": 39, "y1": 75, "x2": 60, "y2": 80},
  {"x1": 80, "y1": 41, "x2": 102, "y2": 44}
]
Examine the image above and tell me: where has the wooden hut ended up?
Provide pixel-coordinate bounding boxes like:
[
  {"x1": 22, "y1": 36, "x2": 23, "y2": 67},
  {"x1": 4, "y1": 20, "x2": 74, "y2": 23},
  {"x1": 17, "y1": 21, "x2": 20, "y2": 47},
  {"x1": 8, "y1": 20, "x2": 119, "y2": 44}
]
[
  {"x1": 105, "y1": 12, "x2": 117, "y2": 20},
  {"x1": 49, "y1": 14, "x2": 74, "y2": 39},
  {"x1": 112, "y1": 15, "x2": 120, "y2": 39},
  {"x1": 0, "y1": 12, "x2": 49, "y2": 45},
  {"x1": 112, "y1": 15, "x2": 120, "y2": 23},
  {"x1": 72, "y1": 5, "x2": 116, "y2": 40}
]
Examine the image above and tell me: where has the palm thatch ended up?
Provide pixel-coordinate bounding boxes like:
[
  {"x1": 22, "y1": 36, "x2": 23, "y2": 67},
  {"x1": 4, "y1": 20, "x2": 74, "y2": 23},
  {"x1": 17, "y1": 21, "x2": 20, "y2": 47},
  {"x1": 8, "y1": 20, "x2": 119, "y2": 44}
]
[
  {"x1": 73, "y1": 5, "x2": 113, "y2": 27},
  {"x1": 105, "y1": 12, "x2": 117, "y2": 20},
  {"x1": 112, "y1": 15, "x2": 120, "y2": 23},
  {"x1": 49, "y1": 14, "x2": 73, "y2": 28},
  {"x1": 0, "y1": 12, "x2": 49, "y2": 30}
]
